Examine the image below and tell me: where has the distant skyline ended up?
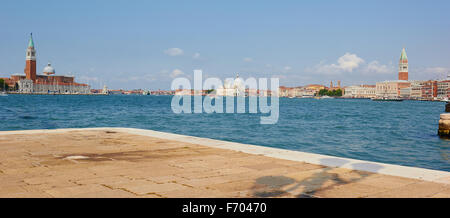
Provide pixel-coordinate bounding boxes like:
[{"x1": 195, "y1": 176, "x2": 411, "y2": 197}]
[{"x1": 1, "y1": 0, "x2": 450, "y2": 89}]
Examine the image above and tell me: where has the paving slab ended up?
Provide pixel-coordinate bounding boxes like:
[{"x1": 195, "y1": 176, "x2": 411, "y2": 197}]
[{"x1": 0, "y1": 128, "x2": 448, "y2": 198}]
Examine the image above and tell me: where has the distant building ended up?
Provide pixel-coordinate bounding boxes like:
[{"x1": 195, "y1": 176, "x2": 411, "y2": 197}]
[
  {"x1": 304, "y1": 84, "x2": 326, "y2": 93},
  {"x1": 437, "y1": 80, "x2": 450, "y2": 99},
  {"x1": 344, "y1": 85, "x2": 376, "y2": 98},
  {"x1": 395, "y1": 80, "x2": 438, "y2": 100},
  {"x1": 216, "y1": 73, "x2": 245, "y2": 96},
  {"x1": 410, "y1": 81, "x2": 423, "y2": 99},
  {"x1": 420, "y1": 80, "x2": 437, "y2": 100},
  {"x1": 246, "y1": 88, "x2": 258, "y2": 96},
  {"x1": 399, "y1": 87, "x2": 411, "y2": 99},
  {"x1": 109, "y1": 90, "x2": 124, "y2": 95},
  {"x1": 278, "y1": 86, "x2": 317, "y2": 97},
  {"x1": 102, "y1": 85, "x2": 109, "y2": 94},
  {"x1": 376, "y1": 80, "x2": 411, "y2": 98},
  {"x1": 174, "y1": 89, "x2": 192, "y2": 96},
  {"x1": 328, "y1": 80, "x2": 342, "y2": 91},
  {"x1": 3, "y1": 34, "x2": 90, "y2": 94}
]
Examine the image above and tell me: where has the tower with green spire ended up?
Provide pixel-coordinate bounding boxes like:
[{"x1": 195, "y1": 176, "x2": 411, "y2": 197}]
[
  {"x1": 28, "y1": 33, "x2": 34, "y2": 48},
  {"x1": 398, "y1": 48, "x2": 408, "y2": 80},
  {"x1": 25, "y1": 33, "x2": 36, "y2": 81}
]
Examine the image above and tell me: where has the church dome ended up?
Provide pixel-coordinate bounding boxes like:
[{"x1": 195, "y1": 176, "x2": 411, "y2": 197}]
[
  {"x1": 233, "y1": 73, "x2": 244, "y2": 90},
  {"x1": 43, "y1": 62, "x2": 55, "y2": 75},
  {"x1": 233, "y1": 78, "x2": 243, "y2": 89}
]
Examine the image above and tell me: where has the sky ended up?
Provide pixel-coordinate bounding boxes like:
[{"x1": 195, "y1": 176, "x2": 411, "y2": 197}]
[{"x1": 1, "y1": 0, "x2": 450, "y2": 89}]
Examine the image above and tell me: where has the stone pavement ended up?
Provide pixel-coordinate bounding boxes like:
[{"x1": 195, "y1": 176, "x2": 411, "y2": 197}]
[{"x1": 0, "y1": 129, "x2": 449, "y2": 198}]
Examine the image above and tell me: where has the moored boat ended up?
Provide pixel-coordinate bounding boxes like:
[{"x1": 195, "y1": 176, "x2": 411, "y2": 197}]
[{"x1": 371, "y1": 97, "x2": 403, "y2": 101}]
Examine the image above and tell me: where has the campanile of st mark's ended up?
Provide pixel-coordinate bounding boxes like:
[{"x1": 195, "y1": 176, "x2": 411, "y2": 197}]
[{"x1": 398, "y1": 48, "x2": 408, "y2": 81}]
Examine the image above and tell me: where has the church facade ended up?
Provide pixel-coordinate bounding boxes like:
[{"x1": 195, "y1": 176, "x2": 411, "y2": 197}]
[{"x1": 2, "y1": 34, "x2": 90, "y2": 94}]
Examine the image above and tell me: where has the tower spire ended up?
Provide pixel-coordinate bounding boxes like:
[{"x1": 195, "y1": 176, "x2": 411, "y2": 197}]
[
  {"x1": 400, "y1": 48, "x2": 408, "y2": 60},
  {"x1": 398, "y1": 48, "x2": 409, "y2": 80},
  {"x1": 28, "y1": 32, "x2": 34, "y2": 48}
]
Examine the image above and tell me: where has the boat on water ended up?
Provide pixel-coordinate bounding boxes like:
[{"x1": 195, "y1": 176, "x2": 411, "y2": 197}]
[
  {"x1": 0, "y1": 92, "x2": 7, "y2": 96},
  {"x1": 320, "y1": 96, "x2": 334, "y2": 99},
  {"x1": 371, "y1": 97, "x2": 403, "y2": 101}
]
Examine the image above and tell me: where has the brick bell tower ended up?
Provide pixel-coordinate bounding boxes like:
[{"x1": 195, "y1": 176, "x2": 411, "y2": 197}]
[
  {"x1": 24, "y1": 33, "x2": 36, "y2": 82},
  {"x1": 398, "y1": 48, "x2": 408, "y2": 81}
]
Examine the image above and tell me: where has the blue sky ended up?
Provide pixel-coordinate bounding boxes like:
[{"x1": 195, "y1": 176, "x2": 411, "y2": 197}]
[{"x1": 1, "y1": 0, "x2": 450, "y2": 89}]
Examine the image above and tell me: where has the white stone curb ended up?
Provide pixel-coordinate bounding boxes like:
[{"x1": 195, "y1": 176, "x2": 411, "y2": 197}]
[{"x1": 1, "y1": 127, "x2": 449, "y2": 184}]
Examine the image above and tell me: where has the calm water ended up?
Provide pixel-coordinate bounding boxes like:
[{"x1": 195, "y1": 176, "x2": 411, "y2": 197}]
[{"x1": 1, "y1": 95, "x2": 449, "y2": 171}]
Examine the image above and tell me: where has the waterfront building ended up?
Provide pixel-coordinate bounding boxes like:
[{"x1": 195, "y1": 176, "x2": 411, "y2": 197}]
[
  {"x1": 296, "y1": 88, "x2": 316, "y2": 97},
  {"x1": 396, "y1": 80, "x2": 438, "y2": 100},
  {"x1": 216, "y1": 73, "x2": 245, "y2": 96},
  {"x1": 437, "y1": 80, "x2": 450, "y2": 99},
  {"x1": 278, "y1": 86, "x2": 316, "y2": 98},
  {"x1": 399, "y1": 87, "x2": 411, "y2": 99},
  {"x1": 246, "y1": 88, "x2": 258, "y2": 96},
  {"x1": 174, "y1": 89, "x2": 193, "y2": 96},
  {"x1": 343, "y1": 85, "x2": 376, "y2": 98},
  {"x1": 109, "y1": 90, "x2": 124, "y2": 95},
  {"x1": 304, "y1": 84, "x2": 326, "y2": 94},
  {"x1": 328, "y1": 80, "x2": 342, "y2": 91},
  {"x1": 409, "y1": 81, "x2": 422, "y2": 99},
  {"x1": 151, "y1": 90, "x2": 175, "y2": 95},
  {"x1": 420, "y1": 80, "x2": 437, "y2": 100},
  {"x1": 3, "y1": 34, "x2": 90, "y2": 94},
  {"x1": 278, "y1": 86, "x2": 290, "y2": 97},
  {"x1": 375, "y1": 80, "x2": 410, "y2": 98},
  {"x1": 102, "y1": 85, "x2": 109, "y2": 95},
  {"x1": 398, "y1": 48, "x2": 408, "y2": 81},
  {"x1": 0, "y1": 77, "x2": 16, "y2": 90}
]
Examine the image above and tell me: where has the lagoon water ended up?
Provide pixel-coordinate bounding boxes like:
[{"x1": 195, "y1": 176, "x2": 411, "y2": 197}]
[{"x1": 1, "y1": 95, "x2": 449, "y2": 171}]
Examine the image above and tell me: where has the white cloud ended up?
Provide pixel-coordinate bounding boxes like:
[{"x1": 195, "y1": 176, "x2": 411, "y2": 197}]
[
  {"x1": 170, "y1": 69, "x2": 184, "y2": 78},
  {"x1": 164, "y1": 48, "x2": 184, "y2": 56},
  {"x1": 307, "y1": 53, "x2": 366, "y2": 75},
  {"x1": 423, "y1": 67, "x2": 450, "y2": 74},
  {"x1": 243, "y1": 57, "x2": 253, "y2": 62},
  {"x1": 364, "y1": 61, "x2": 394, "y2": 74},
  {"x1": 284, "y1": 66, "x2": 292, "y2": 71},
  {"x1": 335, "y1": 53, "x2": 365, "y2": 72}
]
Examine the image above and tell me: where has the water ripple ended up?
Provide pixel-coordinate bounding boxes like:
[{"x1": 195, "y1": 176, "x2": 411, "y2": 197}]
[{"x1": 0, "y1": 95, "x2": 449, "y2": 171}]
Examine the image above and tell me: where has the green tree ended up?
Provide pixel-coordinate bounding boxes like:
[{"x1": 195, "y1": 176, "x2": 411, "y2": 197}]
[
  {"x1": 0, "y1": 79, "x2": 9, "y2": 91},
  {"x1": 318, "y1": 89, "x2": 328, "y2": 96},
  {"x1": 318, "y1": 88, "x2": 343, "y2": 96}
]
